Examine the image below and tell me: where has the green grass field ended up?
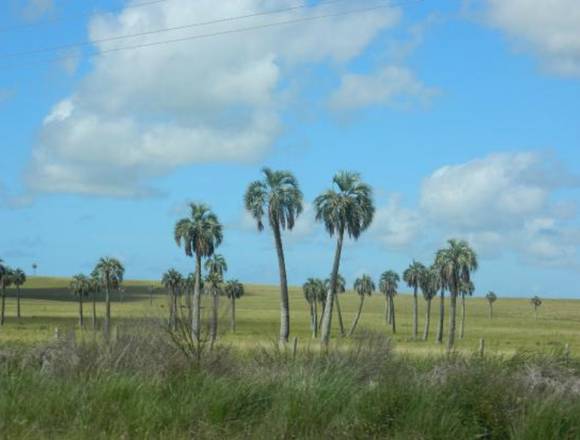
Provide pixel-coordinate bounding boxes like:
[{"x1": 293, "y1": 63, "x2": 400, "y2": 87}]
[{"x1": 1, "y1": 277, "x2": 579, "y2": 357}]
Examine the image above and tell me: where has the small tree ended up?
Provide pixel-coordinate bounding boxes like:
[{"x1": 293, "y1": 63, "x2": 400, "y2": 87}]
[
  {"x1": 349, "y1": 275, "x2": 375, "y2": 336},
  {"x1": 224, "y1": 280, "x2": 244, "y2": 333},
  {"x1": 419, "y1": 266, "x2": 439, "y2": 341},
  {"x1": 303, "y1": 278, "x2": 321, "y2": 338},
  {"x1": 93, "y1": 257, "x2": 125, "y2": 340},
  {"x1": 403, "y1": 261, "x2": 426, "y2": 340},
  {"x1": 530, "y1": 296, "x2": 542, "y2": 319},
  {"x1": 379, "y1": 270, "x2": 399, "y2": 334},
  {"x1": 162, "y1": 269, "x2": 183, "y2": 331},
  {"x1": 12, "y1": 268, "x2": 26, "y2": 320},
  {"x1": 70, "y1": 274, "x2": 90, "y2": 328},
  {"x1": 486, "y1": 291, "x2": 497, "y2": 319},
  {"x1": 205, "y1": 254, "x2": 228, "y2": 345},
  {"x1": 324, "y1": 274, "x2": 347, "y2": 336}
]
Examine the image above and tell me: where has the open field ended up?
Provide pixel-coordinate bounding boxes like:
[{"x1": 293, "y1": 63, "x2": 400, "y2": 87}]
[{"x1": 1, "y1": 277, "x2": 579, "y2": 357}]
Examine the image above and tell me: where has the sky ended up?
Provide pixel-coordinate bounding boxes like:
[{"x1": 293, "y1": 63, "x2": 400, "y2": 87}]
[{"x1": 1, "y1": 0, "x2": 579, "y2": 298}]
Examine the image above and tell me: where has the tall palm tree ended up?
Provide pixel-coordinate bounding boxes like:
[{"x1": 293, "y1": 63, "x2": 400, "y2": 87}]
[
  {"x1": 70, "y1": 274, "x2": 90, "y2": 328},
  {"x1": 224, "y1": 279, "x2": 244, "y2": 333},
  {"x1": 435, "y1": 239, "x2": 478, "y2": 351},
  {"x1": 530, "y1": 296, "x2": 542, "y2": 319},
  {"x1": 380, "y1": 270, "x2": 400, "y2": 334},
  {"x1": 162, "y1": 269, "x2": 183, "y2": 331},
  {"x1": 245, "y1": 168, "x2": 303, "y2": 344},
  {"x1": 205, "y1": 254, "x2": 227, "y2": 343},
  {"x1": 175, "y1": 203, "x2": 223, "y2": 342},
  {"x1": 315, "y1": 171, "x2": 374, "y2": 344},
  {"x1": 349, "y1": 274, "x2": 375, "y2": 337},
  {"x1": 419, "y1": 266, "x2": 439, "y2": 341},
  {"x1": 403, "y1": 261, "x2": 425, "y2": 340},
  {"x1": 486, "y1": 291, "x2": 497, "y2": 319},
  {"x1": 93, "y1": 257, "x2": 125, "y2": 340},
  {"x1": 12, "y1": 268, "x2": 26, "y2": 320},
  {"x1": 0, "y1": 261, "x2": 13, "y2": 326},
  {"x1": 324, "y1": 273, "x2": 347, "y2": 336},
  {"x1": 459, "y1": 280, "x2": 475, "y2": 339}
]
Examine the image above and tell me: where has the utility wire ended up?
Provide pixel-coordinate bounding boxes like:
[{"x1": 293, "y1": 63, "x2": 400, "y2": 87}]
[
  {"x1": 0, "y1": 0, "x2": 356, "y2": 59},
  {"x1": 0, "y1": 0, "x2": 422, "y2": 70}
]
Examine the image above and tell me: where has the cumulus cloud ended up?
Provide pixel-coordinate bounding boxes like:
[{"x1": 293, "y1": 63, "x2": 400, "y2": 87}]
[
  {"x1": 27, "y1": 0, "x2": 400, "y2": 197},
  {"x1": 483, "y1": 0, "x2": 580, "y2": 76},
  {"x1": 329, "y1": 66, "x2": 436, "y2": 111}
]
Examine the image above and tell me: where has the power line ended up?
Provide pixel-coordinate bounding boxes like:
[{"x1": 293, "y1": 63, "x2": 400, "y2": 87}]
[
  {"x1": 0, "y1": 0, "x2": 170, "y2": 34},
  {"x1": 0, "y1": 0, "x2": 422, "y2": 70},
  {"x1": 1, "y1": 0, "x2": 355, "y2": 59}
]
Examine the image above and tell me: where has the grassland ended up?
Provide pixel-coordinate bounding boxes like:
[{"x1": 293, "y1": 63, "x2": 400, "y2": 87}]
[{"x1": 1, "y1": 277, "x2": 579, "y2": 357}]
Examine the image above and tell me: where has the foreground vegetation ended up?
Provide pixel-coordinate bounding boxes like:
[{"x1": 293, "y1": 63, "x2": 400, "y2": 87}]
[{"x1": 1, "y1": 327, "x2": 580, "y2": 439}]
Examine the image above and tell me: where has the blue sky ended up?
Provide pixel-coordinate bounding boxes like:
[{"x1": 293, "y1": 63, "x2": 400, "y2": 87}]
[{"x1": 1, "y1": 0, "x2": 579, "y2": 298}]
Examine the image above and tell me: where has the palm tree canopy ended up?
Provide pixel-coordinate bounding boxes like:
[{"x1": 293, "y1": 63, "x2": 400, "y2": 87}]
[
  {"x1": 204, "y1": 254, "x2": 228, "y2": 279},
  {"x1": 530, "y1": 296, "x2": 542, "y2": 306},
  {"x1": 435, "y1": 239, "x2": 478, "y2": 296},
  {"x1": 324, "y1": 273, "x2": 346, "y2": 294},
  {"x1": 379, "y1": 270, "x2": 400, "y2": 298},
  {"x1": 303, "y1": 278, "x2": 319, "y2": 304},
  {"x1": 419, "y1": 266, "x2": 440, "y2": 301},
  {"x1": 70, "y1": 274, "x2": 91, "y2": 298},
  {"x1": 244, "y1": 167, "x2": 303, "y2": 231},
  {"x1": 354, "y1": 275, "x2": 375, "y2": 297},
  {"x1": 0, "y1": 264, "x2": 14, "y2": 288},
  {"x1": 162, "y1": 269, "x2": 183, "y2": 291},
  {"x1": 12, "y1": 269, "x2": 26, "y2": 287},
  {"x1": 486, "y1": 291, "x2": 497, "y2": 303},
  {"x1": 93, "y1": 257, "x2": 125, "y2": 288},
  {"x1": 403, "y1": 261, "x2": 426, "y2": 289},
  {"x1": 174, "y1": 203, "x2": 223, "y2": 258},
  {"x1": 224, "y1": 280, "x2": 245, "y2": 299},
  {"x1": 314, "y1": 171, "x2": 374, "y2": 239},
  {"x1": 460, "y1": 280, "x2": 475, "y2": 296}
]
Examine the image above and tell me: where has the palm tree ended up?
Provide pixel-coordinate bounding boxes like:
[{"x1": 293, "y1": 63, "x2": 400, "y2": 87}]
[
  {"x1": 12, "y1": 268, "x2": 26, "y2": 320},
  {"x1": 303, "y1": 278, "x2": 320, "y2": 338},
  {"x1": 380, "y1": 270, "x2": 400, "y2": 334},
  {"x1": 184, "y1": 272, "x2": 196, "y2": 322},
  {"x1": 245, "y1": 168, "x2": 303, "y2": 344},
  {"x1": 89, "y1": 270, "x2": 100, "y2": 330},
  {"x1": 435, "y1": 239, "x2": 478, "y2": 351},
  {"x1": 459, "y1": 280, "x2": 475, "y2": 339},
  {"x1": 324, "y1": 273, "x2": 347, "y2": 336},
  {"x1": 93, "y1": 257, "x2": 125, "y2": 340},
  {"x1": 486, "y1": 291, "x2": 497, "y2": 319},
  {"x1": 315, "y1": 171, "x2": 374, "y2": 344},
  {"x1": 530, "y1": 296, "x2": 542, "y2": 319},
  {"x1": 205, "y1": 254, "x2": 227, "y2": 344},
  {"x1": 419, "y1": 266, "x2": 439, "y2": 341},
  {"x1": 403, "y1": 261, "x2": 425, "y2": 340},
  {"x1": 0, "y1": 261, "x2": 13, "y2": 326},
  {"x1": 70, "y1": 274, "x2": 90, "y2": 328},
  {"x1": 224, "y1": 279, "x2": 244, "y2": 333},
  {"x1": 349, "y1": 274, "x2": 375, "y2": 337},
  {"x1": 162, "y1": 269, "x2": 183, "y2": 331},
  {"x1": 175, "y1": 203, "x2": 223, "y2": 342}
]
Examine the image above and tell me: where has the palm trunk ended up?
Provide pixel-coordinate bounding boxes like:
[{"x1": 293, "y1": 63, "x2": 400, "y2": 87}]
[
  {"x1": 413, "y1": 286, "x2": 418, "y2": 340},
  {"x1": 313, "y1": 298, "x2": 318, "y2": 338},
  {"x1": 348, "y1": 295, "x2": 365, "y2": 337},
  {"x1": 188, "y1": 286, "x2": 193, "y2": 326},
  {"x1": 447, "y1": 292, "x2": 458, "y2": 351},
  {"x1": 210, "y1": 290, "x2": 219, "y2": 345},
  {"x1": 92, "y1": 292, "x2": 97, "y2": 330},
  {"x1": 16, "y1": 286, "x2": 21, "y2": 320},
  {"x1": 231, "y1": 295, "x2": 236, "y2": 333},
  {"x1": 389, "y1": 295, "x2": 396, "y2": 334},
  {"x1": 488, "y1": 303, "x2": 493, "y2": 320},
  {"x1": 320, "y1": 227, "x2": 345, "y2": 345},
  {"x1": 172, "y1": 290, "x2": 178, "y2": 331},
  {"x1": 272, "y1": 221, "x2": 290, "y2": 344},
  {"x1": 385, "y1": 297, "x2": 390, "y2": 326},
  {"x1": 192, "y1": 253, "x2": 202, "y2": 342},
  {"x1": 460, "y1": 293, "x2": 466, "y2": 339},
  {"x1": 309, "y1": 302, "x2": 316, "y2": 337},
  {"x1": 1, "y1": 286, "x2": 6, "y2": 326},
  {"x1": 335, "y1": 294, "x2": 345, "y2": 337},
  {"x1": 436, "y1": 289, "x2": 445, "y2": 344},
  {"x1": 78, "y1": 295, "x2": 84, "y2": 328},
  {"x1": 104, "y1": 280, "x2": 111, "y2": 340},
  {"x1": 423, "y1": 298, "x2": 431, "y2": 341}
]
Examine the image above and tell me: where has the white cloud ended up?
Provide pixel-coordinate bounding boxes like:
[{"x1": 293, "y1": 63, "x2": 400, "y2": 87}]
[
  {"x1": 28, "y1": 0, "x2": 400, "y2": 197},
  {"x1": 483, "y1": 0, "x2": 580, "y2": 76},
  {"x1": 329, "y1": 66, "x2": 436, "y2": 111},
  {"x1": 372, "y1": 195, "x2": 422, "y2": 249}
]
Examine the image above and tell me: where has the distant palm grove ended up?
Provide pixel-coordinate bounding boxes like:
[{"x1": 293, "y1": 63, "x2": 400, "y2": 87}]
[{"x1": 0, "y1": 167, "x2": 521, "y2": 352}]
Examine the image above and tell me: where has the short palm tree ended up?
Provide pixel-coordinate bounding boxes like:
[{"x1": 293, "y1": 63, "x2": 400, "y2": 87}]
[
  {"x1": 530, "y1": 296, "x2": 542, "y2": 319},
  {"x1": 70, "y1": 274, "x2": 91, "y2": 328},
  {"x1": 435, "y1": 239, "x2": 478, "y2": 351},
  {"x1": 459, "y1": 280, "x2": 475, "y2": 339},
  {"x1": 0, "y1": 261, "x2": 13, "y2": 326},
  {"x1": 303, "y1": 278, "x2": 321, "y2": 338},
  {"x1": 315, "y1": 171, "x2": 374, "y2": 344},
  {"x1": 486, "y1": 291, "x2": 497, "y2": 319},
  {"x1": 162, "y1": 269, "x2": 183, "y2": 331},
  {"x1": 419, "y1": 266, "x2": 439, "y2": 341},
  {"x1": 245, "y1": 168, "x2": 303, "y2": 344},
  {"x1": 12, "y1": 268, "x2": 26, "y2": 320},
  {"x1": 324, "y1": 273, "x2": 347, "y2": 336},
  {"x1": 89, "y1": 270, "x2": 101, "y2": 330},
  {"x1": 93, "y1": 257, "x2": 125, "y2": 340},
  {"x1": 380, "y1": 270, "x2": 400, "y2": 334},
  {"x1": 349, "y1": 274, "x2": 375, "y2": 336},
  {"x1": 205, "y1": 254, "x2": 227, "y2": 343},
  {"x1": 175, "y1": 203, "x2": 223, "y2": 342},
  {"x1": 224, "y1": 279, "x2": 244, "y2": 333},
  {"x1": 403, "y1": 261, "x2": 426, "y2": 340}
]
